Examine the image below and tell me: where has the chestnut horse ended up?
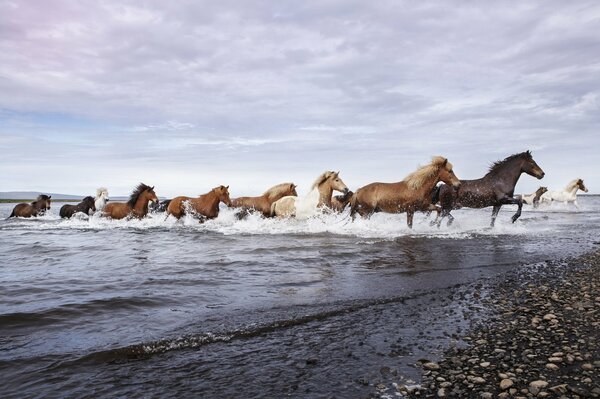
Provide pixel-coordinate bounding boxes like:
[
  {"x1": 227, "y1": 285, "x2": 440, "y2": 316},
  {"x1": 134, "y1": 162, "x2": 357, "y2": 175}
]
[
  {"x1": 331, "y1": 190, "x2": 354, "y2": 213},
  {"x1": 60, "y1": 196, "x2": 96, "y2": 218},
  {"x1": 167, "y1": 185, "x2": 232, "y2": 220},
  {"x1": 231, "y1": 182, "x2": 297, "y2": 217},
  {"x1": 519, "y1": 186, "x2": 548, "y2": 208},
  {"x1": 431, "y1": 151, "x2": 544, "y2": 227},
  {"x1": 270, "y1": 171, "x2": 349, "y2": 218},
  {"x1": 102, "y1": 183, "x2": 158, "y2": 219},
  {"x1": 9, "y1": 195, "x2": 52, "y2": 218},
  {"x1": 350, "y1": 156, "x2": 460, "y2": 228}
]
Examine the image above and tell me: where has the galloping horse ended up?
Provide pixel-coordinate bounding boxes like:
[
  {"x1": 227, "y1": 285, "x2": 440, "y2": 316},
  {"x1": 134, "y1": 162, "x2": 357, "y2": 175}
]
[
  {"x1": 331, "y1": 190, "x2": 354, "y2": 213},
  {"x1": 432, "y1": 151, "x2": 544, "y2": 227},
  {"x1": 519, "y1": 186, "x2": 548, "y2": 208},
  {"x1": 350, "y1": 156, "x2": 460, "y2": 228},
  {"x1": 540, "y1": 179, "x2": 588, "y2": 208},
  {"x1": 60, "y1": 196, "x2": 96, "y2": 218},
  {"x1": 231, "y1": 183, "x2": 297, "y2": 217},
  {"x1": 9, "y1": 195, "x2": 52, "y2": 218},
  {"x1": 270, "y1": 171, "x2": 349, "y2": 218},
  {"x1": 102, "y1": 183, "x2": 158, "y2": 219},
  {"x1": 167, "y1": 185, "x2": 232, "y2": 220},
  {"x1": 94, "y1": 187, "x2": 109, "y2": 212}
]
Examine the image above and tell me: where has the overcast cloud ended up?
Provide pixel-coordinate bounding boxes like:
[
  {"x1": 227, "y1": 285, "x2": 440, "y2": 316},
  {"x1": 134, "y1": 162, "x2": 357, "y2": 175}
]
[{"x1": 1, "y1": 0, "x2": 599, "y2": 197}]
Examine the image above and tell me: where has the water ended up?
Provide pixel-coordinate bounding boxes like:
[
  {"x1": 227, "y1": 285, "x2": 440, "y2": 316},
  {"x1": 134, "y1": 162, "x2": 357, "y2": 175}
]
[{"x1": 1, "y1": 198, "x2": 599, "y2": 398}]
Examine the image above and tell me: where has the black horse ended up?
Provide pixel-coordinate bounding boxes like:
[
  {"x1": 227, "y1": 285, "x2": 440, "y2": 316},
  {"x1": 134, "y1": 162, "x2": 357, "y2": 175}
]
[
  {"x1": 431, "y1": 151, "x2": 545, "y2": 227},
  {"x1": 59, "y1": 196, "x2": 96, "y2": 218},
  {"x1": 150, "y1": 199, "x2": 171, "y2": 213}
]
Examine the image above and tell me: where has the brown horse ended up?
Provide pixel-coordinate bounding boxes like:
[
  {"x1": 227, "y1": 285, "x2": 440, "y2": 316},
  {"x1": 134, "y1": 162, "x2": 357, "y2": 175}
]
[
  {"x1": 9, "y1": 195, "x2": 52, "y2": 218},
  {"x1": 103, "y1": 183, "x2": 158, "y2": 219},
  {"x1": 432, "y1": 151, "x2": 544, "y2": 227},
  {"x1": 60, "y1": 196, "x2": 96, "y2": 218},
  {"x1": 519, "y1": 186, "x2": 548, "y2": 208},
  {"x1": 350, "y1": 156, "x2": 461, "y2": 228},
  {"x1": 331, "y1": 190, "x2": 354, "y2": 212},
  {"x1": 167, "y1": 185, "x2": 232, "y2": 220},
  {"x1": 231, "y1": 183, "x2": 297, "y2": 217}
]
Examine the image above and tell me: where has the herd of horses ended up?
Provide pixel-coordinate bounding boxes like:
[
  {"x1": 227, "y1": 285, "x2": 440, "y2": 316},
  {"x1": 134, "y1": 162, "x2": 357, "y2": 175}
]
[{"x1": 7, "y1": 151, "x2": 589, "y2": 228}]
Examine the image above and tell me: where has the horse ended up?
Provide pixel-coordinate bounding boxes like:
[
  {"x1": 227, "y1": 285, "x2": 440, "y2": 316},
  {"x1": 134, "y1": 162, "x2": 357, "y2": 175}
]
[
  {"x1": 167, "y1": 185, "x2": 232, "y2": 220},
  {"x1": 9, "y1": 195, "x2": 52, "y2": 218},
  {"x1": 94, "y1": 187, "x2": 109, "y2": 212},
  {"x1": 518, "y1": 186, "x2": 548, "y2": 208},
  {"x1": 60, "y1": 196, "x2": 96, "y2": 218},
  {"x1": 540, "y1": 179, "x2": 588, "y2": 209},
  {"x1": 102, "y1": 183, "x2": 158, "y2": 219},
  {"x1": 270, "y1": 171, "x2": 349, "y2": 219},
  {"x1": 331, "y1": 190, "x2": 354, "y2": 213},
  {"x1": 231, "y1": 182, "x2": 297, "y2": 217},
  {"x1": 431, "y1": 151, "x2": 545, "y2": 227},
  {"x1": 350, "y1": 156, "x2": 460, "y2": 228},
  {"x1": 150, "y1": 199, "x2": 172, "y2": 213}
]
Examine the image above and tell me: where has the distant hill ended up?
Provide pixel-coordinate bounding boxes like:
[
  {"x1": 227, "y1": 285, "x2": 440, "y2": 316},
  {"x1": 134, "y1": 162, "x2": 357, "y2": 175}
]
[{"x1": 0, "y1": 192, "x2": 129, "y2": 201}]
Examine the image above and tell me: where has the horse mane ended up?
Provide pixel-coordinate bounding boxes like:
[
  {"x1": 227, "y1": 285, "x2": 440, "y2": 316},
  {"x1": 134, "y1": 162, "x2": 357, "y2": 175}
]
[
  {"x1": 96, "y1": 187, "x2": 108, "y2": 198},
  {"x1": 565, "y1": 179, "x2": 581, "y2": 191},
  {"x1": 311, "y1": 171, "x2": 336, "y2": 190},
  {"x1": 35, "y1": 194, "x2": 51, "y2": 202},
  {"x1": 83, "y1": 196, "x2": 95, "y2": 202},
  {"x1": 486, "y1": 151, "x2": 532, "y2": 176},
  {"x1": 263, "y1": 183, "x2": 294, "y2": 201},
  {"x1": 403, "y1": 156, "x2": 452, "y2": 190},
  {"x1": 127, "y1": 183, "x2": 152, "y2": 207}
]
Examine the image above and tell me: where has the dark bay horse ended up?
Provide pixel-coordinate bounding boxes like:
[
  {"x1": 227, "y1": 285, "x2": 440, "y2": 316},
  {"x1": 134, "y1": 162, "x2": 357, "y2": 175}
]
[
  {"x1": 431, "y1": 151, "x2": 545, "y2": 227},
  {"x1": 9, "y1": 195, "x2": 52, "y2": 218},
  {"x1": 60, "y1": 196, "x2": 96, "y2": 218},
  {"x1": 103, "y1": 183, "x2": 158, "y2": 219},
  {"x1": 167, "y1": 185, "x2": 232, "y2": 220},
  {"x1": 350, "y1": 156, "x2": 461, "y2": 228}
]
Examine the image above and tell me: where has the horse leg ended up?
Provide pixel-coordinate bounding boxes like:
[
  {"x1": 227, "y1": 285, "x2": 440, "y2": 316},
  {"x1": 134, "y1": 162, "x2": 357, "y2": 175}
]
[
  {"x1": 406, "y1": 211, "x2": 414, "y2": 229},
  {"x1": 446, "y1": 210, "x2": 454, "y2": 227},
  {"x1": 499, "y1": 196, "x2": 523, "y2": 223},
  {"x1": 491, "y1": 205, "x2": 501, "y2": 227}
]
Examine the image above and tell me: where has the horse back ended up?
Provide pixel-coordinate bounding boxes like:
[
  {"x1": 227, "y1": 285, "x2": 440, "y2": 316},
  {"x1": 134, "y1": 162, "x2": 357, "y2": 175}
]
[
  {"x1": 103, "y1": 202, "x2": 131, "y2": 219},
  {"x1": 10, "y1": 203, "x2": 33, "y2": 217},
  {"x1": 59, "y1": 204, "x2": 74, "y2": 218}
]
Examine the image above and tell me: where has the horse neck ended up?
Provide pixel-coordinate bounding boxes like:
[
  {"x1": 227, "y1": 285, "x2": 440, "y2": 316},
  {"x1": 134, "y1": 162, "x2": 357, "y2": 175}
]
[
  {"x1": 33, "y1": 200, "x2": 46, "y2": 210},
  {"x1": 316, "y1": 184, "x2": 333, "y2": 207},
  {"x1": 486, "y1": 159, "x2": 524, "y2": 189},
  {"x1": 414, "y1": 172, "x2": 442, "y2": 199},
  {"x1": 566, "y1": 185, "x2": 579, "y2": 195},
  {"x1": 201, "y1": 191, "x2": 221, "y2": 212},
  {"x1": 132, "y1": 193, "x2": 150, "y2": 215}
]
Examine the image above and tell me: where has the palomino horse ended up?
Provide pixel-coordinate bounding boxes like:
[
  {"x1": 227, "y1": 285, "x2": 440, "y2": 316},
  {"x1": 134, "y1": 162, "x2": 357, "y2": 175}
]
[
  {"x1": 9, "y1": 195, "x2": 52, "y2": 218},
  {"x1": 350, "y1": 157, "x2": 460, "y2": 228},
  {"x1": 331, "y1": 190, "x2": 354, "y2": 213},
  {"x1": 60, "y1": 196, "x2": 96, "y2": 218},
  {"x1": 270, "y1": 171, "x2": 349, "y2": 218},
  {"x1": 103, "y1": 183, "x2": 158, "y2": 219},
  {"x1": 540, "y1": 179, "x2": 588, "y2": 209},
  {"x1": 231, "y1": 182, "x2": 297, "y2": 217},
  {"x1": 167, "y1": 185, "x2": 232, "y2": 220},
  {"x1": 432, "y1": 151, "x2": 544, "y2": 227},
  {"x1": 94, "y1": 187, "x2": 109, "y2": 212},
  {"x1": 518, "y1": 186, "x2": 547, "y2": 208}
]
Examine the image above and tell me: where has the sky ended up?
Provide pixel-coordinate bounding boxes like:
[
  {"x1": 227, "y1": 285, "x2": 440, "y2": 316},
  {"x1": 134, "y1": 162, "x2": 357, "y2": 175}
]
[{"x1": 1, "y1": 0, "x2": 599, "y2": 197}]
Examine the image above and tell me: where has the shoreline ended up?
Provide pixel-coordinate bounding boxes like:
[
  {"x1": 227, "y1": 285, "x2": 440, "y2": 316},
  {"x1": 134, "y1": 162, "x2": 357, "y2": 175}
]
[{"x1": 387, "y1": 250, "x2": 600, "y2": 398}]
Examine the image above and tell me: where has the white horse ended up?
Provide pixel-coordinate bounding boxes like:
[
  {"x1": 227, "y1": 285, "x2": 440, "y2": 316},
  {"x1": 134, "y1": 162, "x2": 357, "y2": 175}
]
[
  {"x1": 540, "y1": 179, "x2": 588, "y2": 208},
  {"x1": 94, "y1": 187, "x2": 110, "y2": 212},
  {"x1": 270, "y1": 171, "x2": 349, "y2": 219}
]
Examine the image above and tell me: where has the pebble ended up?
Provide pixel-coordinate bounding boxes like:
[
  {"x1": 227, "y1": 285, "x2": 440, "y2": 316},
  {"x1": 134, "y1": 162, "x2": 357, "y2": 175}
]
[
  {"x1": 528, "y1": 380, "x2": 548, "y2": 395},
  {"x1": 499, "y1": 379, "x2": 513, "y2": 390}
]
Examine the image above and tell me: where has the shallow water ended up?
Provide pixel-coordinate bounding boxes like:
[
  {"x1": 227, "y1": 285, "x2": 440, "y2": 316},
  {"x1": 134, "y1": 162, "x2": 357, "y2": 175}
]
[{"x1": 1, "y1": 198, "x2": 599, "y2": 398}]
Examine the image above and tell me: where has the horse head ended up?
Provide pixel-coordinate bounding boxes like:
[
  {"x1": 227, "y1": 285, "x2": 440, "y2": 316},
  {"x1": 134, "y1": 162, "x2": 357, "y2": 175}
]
[
  {"x1": 437, "y1": 158, "x2": 461, "y2": 188},
  {"x1": 145, "y1": 186, "x2": 159, "y2": 204},
  {"x1": 522, "y1": 151, "x2": 545, "y2": 180},
  {"x1": 83, "y1": 196, "x2": 97, "y2": 213},
  {"x1": 327, "y1": 171, "x2": 350, "y2": 194},
  {"x1": 36, "y1": 194, "x2": 52, "y2": 210},
  {"x1": 577, "y1": 179, "x2": 588, "y2": 193},
  {"x1": 216, "y1": 185, "x2": 232, "y2": 207}
]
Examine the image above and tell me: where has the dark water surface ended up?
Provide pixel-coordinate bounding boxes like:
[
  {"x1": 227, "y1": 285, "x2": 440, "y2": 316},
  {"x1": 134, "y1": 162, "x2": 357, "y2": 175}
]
[{"x1": 1, "y1": 198, "x2": 599, "y2": 398}]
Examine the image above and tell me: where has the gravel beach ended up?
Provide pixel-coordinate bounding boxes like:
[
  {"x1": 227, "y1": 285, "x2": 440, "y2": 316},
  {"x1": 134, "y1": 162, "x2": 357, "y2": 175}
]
[{"x1": 393, "y1": 250, "x2": 600, "y2": 398}]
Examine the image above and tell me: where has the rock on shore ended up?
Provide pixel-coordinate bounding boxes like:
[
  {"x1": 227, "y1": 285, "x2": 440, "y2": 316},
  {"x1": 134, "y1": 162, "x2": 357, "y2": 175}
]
[{"x1": 402, "y1": 251, "x2": 600, "y2": 398}]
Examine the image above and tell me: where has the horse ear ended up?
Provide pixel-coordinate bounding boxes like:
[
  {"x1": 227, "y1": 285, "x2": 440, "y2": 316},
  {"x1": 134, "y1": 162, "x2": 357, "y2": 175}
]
[
  {"x1": 48, "y1": 195, "x2": 51, "y2": 199},
  {"x1": 442, "y1": 158, "x2": 448, "y2": 167},
  {"x1": 151, "y1": 186, "x2": 155, "y2": 190},
  {"x1": 226, "y1": 185, "x2": 229, "y2": 189},
  {"x1": 336, "y1": 171, "x2": 340, "y2": 176}
]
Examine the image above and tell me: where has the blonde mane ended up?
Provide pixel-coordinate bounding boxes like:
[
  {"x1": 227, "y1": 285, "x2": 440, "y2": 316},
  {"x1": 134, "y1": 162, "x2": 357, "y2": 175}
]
[
  {"x1": 264, "y1": 182, "x2": 294, "y2": 201},
  {"x1": 565, "y1": 179, "x2": 581, "y2": 191},
  {"x1": 96, "y1": 187, "x2": 108, "y2": 198},
  {"x1": 311, "y1": 171, "x2": 336, "y2": 190},
  {"x1": 403, "y1": 156, "x2": 451, "y2": 190}
]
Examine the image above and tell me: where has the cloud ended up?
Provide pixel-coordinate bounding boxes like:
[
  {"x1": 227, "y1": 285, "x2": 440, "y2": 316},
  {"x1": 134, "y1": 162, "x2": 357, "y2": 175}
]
[{"x1": 0, "y1": 0, "x2": 599, "y2": 196}]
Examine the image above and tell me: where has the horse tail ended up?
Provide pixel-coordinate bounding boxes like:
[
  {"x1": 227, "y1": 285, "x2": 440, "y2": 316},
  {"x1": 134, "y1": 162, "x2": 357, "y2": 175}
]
[
  {"x1": 8, "y1": 209, "x2": 15, "y2": 218},
  {"x1": 349, "y1": 191, "x2": 359, "y2": 218},
  {"x1": 430, "y1": 185, "x2": 442, "y2": 204}
]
